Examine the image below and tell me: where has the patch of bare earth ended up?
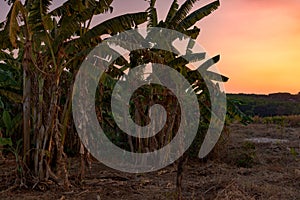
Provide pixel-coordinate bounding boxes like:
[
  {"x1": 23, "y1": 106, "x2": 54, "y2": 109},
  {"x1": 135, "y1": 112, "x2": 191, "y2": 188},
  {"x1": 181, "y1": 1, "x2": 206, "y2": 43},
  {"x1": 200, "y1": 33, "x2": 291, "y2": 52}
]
[{"x1": 0, "y1": 123, "x2": 299, "y2": 199}]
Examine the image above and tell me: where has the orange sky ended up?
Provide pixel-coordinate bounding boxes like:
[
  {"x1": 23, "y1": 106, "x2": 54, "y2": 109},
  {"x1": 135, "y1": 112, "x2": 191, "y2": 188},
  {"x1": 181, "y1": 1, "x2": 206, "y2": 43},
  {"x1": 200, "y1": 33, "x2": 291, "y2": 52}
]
[
  {"x1": 1, "y1": 0, "x2": 299, "y2": 94},
  {"x1": 196, "y1": 0, "x2": 300, "y2": 94}
]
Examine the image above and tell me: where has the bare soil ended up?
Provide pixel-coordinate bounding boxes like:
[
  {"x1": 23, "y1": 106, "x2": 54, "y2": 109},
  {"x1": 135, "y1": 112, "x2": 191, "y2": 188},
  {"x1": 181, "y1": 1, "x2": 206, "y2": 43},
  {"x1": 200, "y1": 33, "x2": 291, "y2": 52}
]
[{"x1": 1, "y1": 123, "x2": 299, "y2": 199}]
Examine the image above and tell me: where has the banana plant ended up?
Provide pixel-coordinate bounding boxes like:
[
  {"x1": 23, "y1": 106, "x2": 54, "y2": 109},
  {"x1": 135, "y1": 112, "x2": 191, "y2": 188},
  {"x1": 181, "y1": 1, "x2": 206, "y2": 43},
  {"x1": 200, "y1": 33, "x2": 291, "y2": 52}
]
[
  {"x1": 0, "y1": 49, "x2": 22, "y2": 146},
  {"x1": 1, "y1": 0, "x2": 147, "y2": 186},
  {"x1": 95, "y1": 1, "x2": 249, "y2": 199},
  {"x1": 98, "y1": 0, "x2": 223, "y2": 150}
]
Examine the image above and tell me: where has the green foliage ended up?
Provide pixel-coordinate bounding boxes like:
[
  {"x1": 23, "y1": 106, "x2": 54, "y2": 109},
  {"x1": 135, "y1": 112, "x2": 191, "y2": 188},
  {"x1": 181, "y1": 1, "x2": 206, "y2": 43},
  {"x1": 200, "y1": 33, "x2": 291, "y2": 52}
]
[
  {"x1": 0, "y1": 57, "x2": 22, "y2": 141},
  {"x1": 0, "y1": 68, "x2": 18, "y2": 88},
  {"x1": 0, "y1": 47, "x2": 22, "y2": 143},
  {"x1": 0, "y1": 97, "x2": 4, "y2": 109},
  {"x1": 1, "y1": 110, "x2": 22, "y2": 137},
  {"x1": 177, "y1": 1, "x2": 220, "y2": 31},
  {"x1": 226, "y1": 98, "x2": 253, "y2": 125},
  {"x1": 94, "y1": 0, "x2": 248, "y2": 158},
  {"x1": 169, "y1": 0, "x2": 199, "y2": 25},
  {"x1": 0, "y1": 51, "x2": 22, "y2": 104},
  {"x1": 147, "y1": 0, "x2": 158, "y2": 27},
  {"x1": 0, "y1": 0, "x2": 149, "y2": 182},
  {"x1": 2, "y1": 110, "x2": 11, "y2": 130},
  {"x1": 253, "y1": 115, "x2": 300, "y2": 128},
  {"x1": 235, "y1": 141, "x2": 256, "y2": 168},
  {"x1": 0, "y1": 137, "x2": 13, "y2": 146},
  {"x1": 289, "y1": 147, "x2": 298, "y2": 158},
  {"x1": 165, "y1": 0, "x2": 179, "y2": 23},
  {"x1": 0, "y1": 0, "x2": 250, "y2": 174},
  {"x1": 228, "y1": 93, "x2": 300, "y2": 117}
]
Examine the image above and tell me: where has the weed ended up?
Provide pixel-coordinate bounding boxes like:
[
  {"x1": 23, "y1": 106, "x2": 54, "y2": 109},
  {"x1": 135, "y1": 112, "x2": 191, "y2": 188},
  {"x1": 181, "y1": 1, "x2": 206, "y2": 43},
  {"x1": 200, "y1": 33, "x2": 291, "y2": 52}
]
[
  {"x1": 254, "y1": 115, "x2": 300, "y2": 128},
  {"x1": 289, "y1": 147, "x2": 298, "y2": 158},
  {"x1": 235, "y1": 141, "x2": 256, "y2": 168}
]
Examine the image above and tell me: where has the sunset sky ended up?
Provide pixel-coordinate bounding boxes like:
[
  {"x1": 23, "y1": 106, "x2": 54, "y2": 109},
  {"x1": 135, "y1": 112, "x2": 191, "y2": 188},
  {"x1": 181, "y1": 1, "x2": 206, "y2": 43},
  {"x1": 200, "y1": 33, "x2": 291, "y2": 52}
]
[{"x1": 0, "y1": 0, "x2": 299, "y2": 94}]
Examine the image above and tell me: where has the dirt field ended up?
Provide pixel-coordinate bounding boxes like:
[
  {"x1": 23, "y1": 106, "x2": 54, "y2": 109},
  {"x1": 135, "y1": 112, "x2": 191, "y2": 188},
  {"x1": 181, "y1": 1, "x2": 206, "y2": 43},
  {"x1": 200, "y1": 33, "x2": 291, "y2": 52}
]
[{"x1": 1, "y1": 123, "x2": 299, "y2": 199}]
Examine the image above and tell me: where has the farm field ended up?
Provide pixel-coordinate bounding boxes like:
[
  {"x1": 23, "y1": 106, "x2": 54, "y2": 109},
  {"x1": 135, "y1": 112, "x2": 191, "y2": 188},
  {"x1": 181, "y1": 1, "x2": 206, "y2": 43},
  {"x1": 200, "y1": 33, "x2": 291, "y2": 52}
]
[
  {"x1": 1, "y1": 0, "x2": 299, "y2": 199},
  {"x1": 1, "y1": 122, "x2": 299, "y2": 199}
]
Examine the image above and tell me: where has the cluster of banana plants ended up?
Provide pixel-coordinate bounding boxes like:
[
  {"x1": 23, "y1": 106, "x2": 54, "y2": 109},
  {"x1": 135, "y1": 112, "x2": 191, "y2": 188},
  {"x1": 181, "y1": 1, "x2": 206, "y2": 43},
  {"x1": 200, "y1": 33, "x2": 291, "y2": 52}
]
[
  {"x1": 97, "y1": 0, "x2": 224, "y2": 154},
  {"x1": 93, "y1": 1, "x2": 250, "y2": 197},
  {"x1": 0, "y1": 0, "x2": 250, "y2": 194},
  {"x1": 0, "y1": 0, "x2": 148, "y2": 186}
]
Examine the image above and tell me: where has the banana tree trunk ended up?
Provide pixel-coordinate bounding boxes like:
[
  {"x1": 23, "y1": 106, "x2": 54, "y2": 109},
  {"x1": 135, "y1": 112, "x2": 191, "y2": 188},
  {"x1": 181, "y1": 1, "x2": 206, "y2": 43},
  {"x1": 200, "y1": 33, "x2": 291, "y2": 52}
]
[{"x1": 22, "y1": 40, "x2": 32, "y2": 165}]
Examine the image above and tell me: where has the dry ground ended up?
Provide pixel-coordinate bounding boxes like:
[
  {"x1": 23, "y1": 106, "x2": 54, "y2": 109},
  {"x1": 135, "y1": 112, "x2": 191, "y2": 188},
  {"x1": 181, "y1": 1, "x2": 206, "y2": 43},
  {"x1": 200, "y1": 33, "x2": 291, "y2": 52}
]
[{"x1": 0, "y1": 123, "x2": 299, "y2": 199}]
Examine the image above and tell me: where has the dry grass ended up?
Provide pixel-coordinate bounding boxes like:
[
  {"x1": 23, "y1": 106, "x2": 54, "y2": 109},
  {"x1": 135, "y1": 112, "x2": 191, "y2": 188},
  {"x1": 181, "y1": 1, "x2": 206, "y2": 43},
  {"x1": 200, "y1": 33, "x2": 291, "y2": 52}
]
[
  {"x1": 0, "y1": 123, "x2": 299, "y2": 199},
  {"x1": 215, "y1": 181, "x2": 255, "y2": 200}
]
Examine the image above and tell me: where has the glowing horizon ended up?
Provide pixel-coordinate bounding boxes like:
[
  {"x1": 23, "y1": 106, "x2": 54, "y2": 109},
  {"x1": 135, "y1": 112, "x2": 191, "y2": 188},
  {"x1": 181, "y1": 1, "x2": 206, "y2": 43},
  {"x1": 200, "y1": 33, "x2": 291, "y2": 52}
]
[{"x1": 197, "y1": 0, "x2": 300, "y2": 94}]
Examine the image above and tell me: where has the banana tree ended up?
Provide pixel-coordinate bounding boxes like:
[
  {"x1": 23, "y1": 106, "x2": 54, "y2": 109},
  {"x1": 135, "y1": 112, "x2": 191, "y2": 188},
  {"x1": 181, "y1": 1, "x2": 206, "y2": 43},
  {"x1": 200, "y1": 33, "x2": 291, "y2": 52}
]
[
  {"x1": 95, "y1": 0, "x2": 247, "y2": 198},
  {"x1": 86, "y1": 0, "x2": 217, "y2": 197},
  {"x1": 97, "y1": 0, "x2": 221, "y2": 150},
  {"x1": 1, "y1": 0, "x2": 147, "y2": 187},
  {"x1": 144, "y1": 1, "x2": 252, "y2": 198}
]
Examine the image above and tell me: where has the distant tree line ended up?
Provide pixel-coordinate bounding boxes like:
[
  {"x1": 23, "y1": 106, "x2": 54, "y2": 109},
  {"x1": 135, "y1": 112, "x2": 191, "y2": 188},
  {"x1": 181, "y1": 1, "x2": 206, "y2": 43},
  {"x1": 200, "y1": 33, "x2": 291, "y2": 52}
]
[{"x1": 228, "y1": 92, "x2": 300, "y2": 117}]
